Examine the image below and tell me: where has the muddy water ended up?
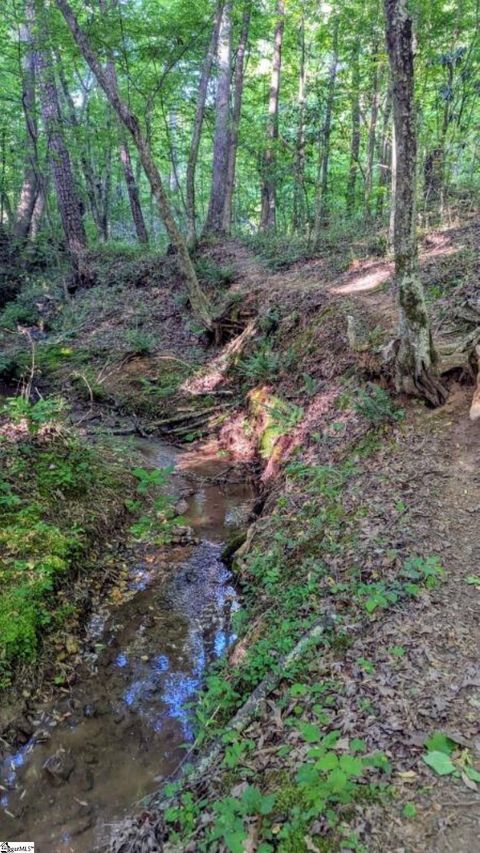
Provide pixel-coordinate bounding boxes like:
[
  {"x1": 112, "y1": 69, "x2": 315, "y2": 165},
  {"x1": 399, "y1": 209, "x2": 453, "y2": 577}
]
[{"x1": 0, "y1": 440, "x2": 252, "y2": 852}]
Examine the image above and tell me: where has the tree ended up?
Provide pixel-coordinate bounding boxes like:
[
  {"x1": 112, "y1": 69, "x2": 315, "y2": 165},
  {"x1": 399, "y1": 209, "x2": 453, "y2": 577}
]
[
  {"x1": 34, "y1": 0, "x2": 87, "y2": 265},
  {"x1": 314, "y1": 15, "x2": 339, "y2": 239},
  {"x1": 204, "y1": 0, "x2": 233, "y2": 236},
  {"x1": 55, "y1": 0, "x2": 212, "y2": 329},
  {"x1": 222, "y1": 0, "x2": 252, "y2": 234},
  {"x1": 384, "y1": 0, "x2": 446, "y2": 405},
  {"x1": 260, "y1": 0, "x2": 285, "y2": 233},
  {"x1": 186, "y1": 0, "x2": 224, "y2": 245},
  {"x1": 14, "y1": 0, "x2": 41, "y2": 242},
  {"x1": 345, "y1": 42, "x2": 361, "y2": 216}
]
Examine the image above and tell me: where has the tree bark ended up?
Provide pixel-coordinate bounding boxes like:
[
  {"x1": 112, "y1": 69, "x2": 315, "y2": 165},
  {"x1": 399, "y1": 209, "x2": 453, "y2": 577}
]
[
  {"x1": 119, "y1": 130, "x2": 149, "y2": 244},
  {"x1": 204, "y1": 0, "x2": 233, "y2": 236},
  {"x1": 314, "y1": 16, "x2": 339, "y2": 240},
  {"x1": 346, "y1": 43, "x2": 361, "y2": 216},
  {"x1": 98, "y1": 0, "x2": 148, "y2": 244},
  {"x1": 222, "y1": 0, "x2": 251, "y2": 233},
  {"x1": 185, "y1": 0, "x2": 224, "y2": 246},
  {"x1": 384, "y1": 0, "x2": 446, "y2": 406},
  {"x1": 56, "y1": 0, "x2": 212, "y2": 330},
  {"x1": 260, "y1": 0, "x2": 285, "y2": 233},
  {"x1": 375, "y1": 90, "x2": 392, "y2": 221},
  {"x1": 365, "y1": 49, "x2": 382, "y2": 217},
  {"x1": 293, "y1": 14, "x2": 307, "y2": 232},
  {"x1": 35, "y1": 0, "x2": 87, "y2": 264},
  {"x1": 14, "y1": 0, "x2": 40, "y2": 242},
  {"x1": 56, "y1": 57, "x2": 105, "y2": 239}
]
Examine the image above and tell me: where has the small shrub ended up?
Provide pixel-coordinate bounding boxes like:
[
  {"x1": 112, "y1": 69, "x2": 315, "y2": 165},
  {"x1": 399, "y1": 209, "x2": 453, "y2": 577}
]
[
  {"x1": 125, "y1": 327, "x2": 156, "y2": 355},
  {"x1": 354, "y1": 383, "x2": 404, "y2": 424}
]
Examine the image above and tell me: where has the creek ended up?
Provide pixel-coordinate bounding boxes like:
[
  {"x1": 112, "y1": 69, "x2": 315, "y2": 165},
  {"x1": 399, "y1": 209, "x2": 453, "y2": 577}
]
[{"x1": 0, "y1": 437, "x2": 252, "y2": 851}]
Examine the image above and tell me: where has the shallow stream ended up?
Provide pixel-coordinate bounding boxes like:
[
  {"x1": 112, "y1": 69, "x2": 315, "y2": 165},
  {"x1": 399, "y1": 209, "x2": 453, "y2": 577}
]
[{"x1": 0, "y1": 438, "x2": 252, "y2": 851}]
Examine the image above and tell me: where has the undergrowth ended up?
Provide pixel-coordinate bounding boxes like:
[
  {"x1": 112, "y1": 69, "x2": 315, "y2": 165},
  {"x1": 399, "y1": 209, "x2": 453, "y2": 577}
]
[
  {"x1": 160, "y1": 421, "x2": 443, "y2": 851},
  {"x1": 0, "y1": 397, "x2": 132, "y2": 688}
]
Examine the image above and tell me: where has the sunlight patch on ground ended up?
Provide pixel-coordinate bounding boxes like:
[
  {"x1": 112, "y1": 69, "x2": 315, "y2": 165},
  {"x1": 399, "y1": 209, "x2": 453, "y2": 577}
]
[{"x1": 330, "y1": 261, "x2": 394, "y2": 295}]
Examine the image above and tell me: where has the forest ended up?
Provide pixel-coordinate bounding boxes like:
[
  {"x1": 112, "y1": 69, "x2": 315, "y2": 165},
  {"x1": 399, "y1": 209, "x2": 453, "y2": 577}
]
[{"x1": 0, "y1": 0, "x2": 480, "y2": 850}]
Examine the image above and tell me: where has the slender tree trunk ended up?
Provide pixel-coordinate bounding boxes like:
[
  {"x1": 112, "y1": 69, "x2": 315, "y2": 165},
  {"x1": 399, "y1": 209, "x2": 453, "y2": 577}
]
[
  {"x1": 30, "y1": 183, "x2": 45, "y2": 239},
  {"x1": 365, "y1": 50, "x2": 382, "y2": 217},
  {"x1": 346, "y1": 43, "x2": 361, "y2": 216},
  {"x1": 204, "y1": 0, "x2": 233, "y2": 236},
  {"x1": 293, "y1": 14, "x2": 307, "y2": 232},
  {"x1": 14, "y1": 0, "x2": 40, "y2": 242},
  {"x1": 119, "y1": 130, "x2": 149, "y2": 243},
  {"x1": 35, "y1": 0, "x2": 87, "y2": 264},
  {"x1": 375, "y1": 90, "x2": 392, "y2": 221},
  {"x1": 388, "y1": 119, "x2": 396, "y2": 248},
  {"x1": 384, "y1": 0, "x2": 446, "y2": 406},
  {"x1": 260, "y1": 0, "x2": 285, "y2": 232},
  {"x1": 314, "y1": 16, "x2": 339, "y2": 240},
  {"x1": 56, "y1": 0, "x2": 212, "y2": 329},
  {"x1": 186, "y1": 0, "x2": 224, "y2": 246},
  {"x1": 56, "y1": 56, "x2": 105, "y2": 238},
  {"x1": 222, "y1": 0, "x2": 251, "y2": 234},
  {"x1": 98, "y1": 0, "x2": 148, "y2": 244}
]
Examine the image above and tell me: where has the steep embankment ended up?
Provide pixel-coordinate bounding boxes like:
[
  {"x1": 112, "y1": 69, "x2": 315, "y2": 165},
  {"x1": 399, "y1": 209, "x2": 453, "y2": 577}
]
[{"x1": 108, "y1": 227, "x2": 480, "y2": 852}]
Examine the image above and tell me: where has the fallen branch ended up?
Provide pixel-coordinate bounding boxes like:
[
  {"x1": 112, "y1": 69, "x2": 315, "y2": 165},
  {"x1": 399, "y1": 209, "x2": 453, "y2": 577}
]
[{"x1": 145, "y1": 614, "x2": 334, "y2": 812}]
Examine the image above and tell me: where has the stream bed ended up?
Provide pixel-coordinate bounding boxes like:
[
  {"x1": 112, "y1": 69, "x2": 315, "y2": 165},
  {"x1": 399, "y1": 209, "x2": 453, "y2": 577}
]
[{"x1": 0, "y1": 438, "x2": 252, "y2": 851}]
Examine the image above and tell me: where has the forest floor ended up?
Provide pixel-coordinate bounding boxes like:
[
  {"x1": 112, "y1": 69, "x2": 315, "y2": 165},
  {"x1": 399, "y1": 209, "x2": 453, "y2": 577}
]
[{"x1": 1, "y1": 221, "x2": 480, "y2": 851}]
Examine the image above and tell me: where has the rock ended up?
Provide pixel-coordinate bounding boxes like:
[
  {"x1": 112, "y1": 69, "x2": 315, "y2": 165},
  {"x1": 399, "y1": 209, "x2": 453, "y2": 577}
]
[
  {"x1": 174, "y1": 498, "x2": 189, "y2": 516},
  {"x1": 43, "y1": 748, "x2": 76, "y2": 785}
]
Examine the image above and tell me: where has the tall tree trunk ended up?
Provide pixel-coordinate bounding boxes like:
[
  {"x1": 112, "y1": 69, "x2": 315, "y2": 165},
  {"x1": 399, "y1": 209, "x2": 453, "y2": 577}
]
[
  {"x1": 119, "y1": 130, "x2": 149, "y2": 244},
  {"x1": 314, "y1": 16, "x2": 339, "y2": 240},
  {"x1": 56, "y1": 56, "x2": 105, "y2": 238},
  {"x1": 186, "y1": 0, "x2": 224, "y2": 246},
  {"x1": 384, "y1": 0, "x2": 446, "y2": 406},
  {"x1": 98, "y1": 0, "x2": 148, "y2": 244},
  {"x1": 34, "y1": 0, "x2": 87, "y2": 264},
  {"x1": 222, "y1": 0, "x2": 251, "y2": 234},
  {"x1": 375, "y1": 90, "x2": 392, "y2": 221},
  {"x1": 260, "y1": 0, "x2": 285, "y2": 233},
  {"x1": 30, "y1": 183, "x2": 45, "y2": 239},
  {"x1": 365, "y1": 49, "x2": 382, "y2": 217},
  {"x1": 388, "y1": 119, "x2": 396, "y2": 248},
  {"x1": 14, "y1": 0, "x2": 40, "y2": 242},
  {"x1": 56, "y1": 0, "x2": 212, "y2": 330},
  {"x1": 346, "y1": 43, "x2": 361, "y2": 216},
  {"x1": 293, "y1": 14, "x2": 307, "y2": 232},
  {"x1": 204, "y1": 0, "x2": 233, "y2": 236}
]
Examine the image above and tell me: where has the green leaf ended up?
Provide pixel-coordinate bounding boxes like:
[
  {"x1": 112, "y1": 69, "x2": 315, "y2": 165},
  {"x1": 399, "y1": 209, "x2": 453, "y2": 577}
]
[
  {"x1": 327, "y1": 768, "x2": 348, "y2": 792},
  {"x1": 241, "y1": 785, "x2": 275, "y2": 815},
  {"x1": 423, "y1": 751, "x2": 456, "y2": 776},
  {"x1": 424, "y1": 732, "x2": 455, "y2": 755},
  {"x1": 465, "y1": 766, "x2": 480, "y2": 783},
  {"x1": 403, "y1": 802, "x2": 417, "y2": 818},
  {"x1": 225, "y1": 830, "x2": 247, "y2": 853},
  {"x1": 350, "y1": 738, "x2": 366, "y2": 753},
  {"x1": 316, "y1": 752, "x2": 338, "y2": 771},
  {"x1": 299, "y1": 723, "x2": 323, "y2": 743},
  {"x1": 465, "y1": 575, "x2": 480, "y2": 586},
  {"x1": 339, "y1": 754, "x2": 363, "y2": 777}
]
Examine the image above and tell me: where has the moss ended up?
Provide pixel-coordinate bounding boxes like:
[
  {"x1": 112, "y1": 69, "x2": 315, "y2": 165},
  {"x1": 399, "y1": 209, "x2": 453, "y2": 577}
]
[{"x1": 0, "y1": 420, "x2": 132, "y2": 689}]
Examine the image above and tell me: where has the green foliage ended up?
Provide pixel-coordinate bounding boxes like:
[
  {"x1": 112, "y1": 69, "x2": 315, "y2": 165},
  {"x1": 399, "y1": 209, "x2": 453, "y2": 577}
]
[
  {"x1": 237, "y1": 344, "x2": 282, "y2": 382},
  {"x1": 3, "y1": 396, "x2": 66, "y2": 434},
  {"x1": 0, "y1": 395, "x2": 130, "y2": 686},
  {"x1": 126, "y1": 465, "x2": 177, "y2": 541},
  {"x1": 125, "y1": 327, "x2": 156, "y2": 355},
  {"x1": 353, "y1": 383, "x2": 405, "y2": 425},
  {"x1": 195, "y1": 256, "x2": 235, "y2": 289}
]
